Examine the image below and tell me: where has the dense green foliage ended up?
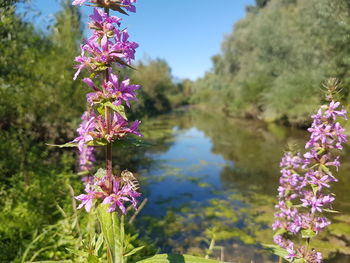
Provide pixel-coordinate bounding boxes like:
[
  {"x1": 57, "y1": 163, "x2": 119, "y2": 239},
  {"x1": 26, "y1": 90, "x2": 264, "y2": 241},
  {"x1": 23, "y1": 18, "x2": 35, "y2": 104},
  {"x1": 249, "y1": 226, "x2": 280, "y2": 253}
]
[
  {"x1": 122, "y1": 58, "x2": 189, "y2": 119},
  {"x1": 0, "y1": 1, "x2": 87, "y2": 261},
  {"x1": 191, "y1": 0, "x2": 350, "y2": 126}
]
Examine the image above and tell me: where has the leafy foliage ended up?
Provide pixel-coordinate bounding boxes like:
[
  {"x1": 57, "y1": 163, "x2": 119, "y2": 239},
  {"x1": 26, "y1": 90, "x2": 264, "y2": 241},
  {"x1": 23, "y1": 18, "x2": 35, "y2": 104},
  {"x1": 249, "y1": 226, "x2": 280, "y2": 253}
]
[{"x1": 191, "y1": 0, "x2": 350, "y2": 126}]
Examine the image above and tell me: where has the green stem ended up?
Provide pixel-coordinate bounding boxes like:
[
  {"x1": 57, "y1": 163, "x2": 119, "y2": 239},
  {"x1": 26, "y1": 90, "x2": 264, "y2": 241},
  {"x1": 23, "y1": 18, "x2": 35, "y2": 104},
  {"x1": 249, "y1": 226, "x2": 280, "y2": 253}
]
[
  {"x1": 103, "y1": 8, "x2": 125, "y2": 263},
  {"x1": 104, "y1": 6, "x2": 113, "y2": 185}
]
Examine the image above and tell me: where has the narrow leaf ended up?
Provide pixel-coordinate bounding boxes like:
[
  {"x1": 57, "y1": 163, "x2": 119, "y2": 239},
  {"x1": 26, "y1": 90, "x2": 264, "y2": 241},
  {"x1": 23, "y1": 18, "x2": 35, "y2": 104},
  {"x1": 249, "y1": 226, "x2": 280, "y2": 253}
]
[
  {"x1": 46, "y1": 142, "x2": 77, "y2": 148},
  {"x1": 323, "y1": 208, "x2": 340, "y2": 213},
  {"x1": 124, "y1": 246, "x2": 144, "y2": 257},
  {"x1": 87, "y1": 139, "x2": 108, "y2": 147}
]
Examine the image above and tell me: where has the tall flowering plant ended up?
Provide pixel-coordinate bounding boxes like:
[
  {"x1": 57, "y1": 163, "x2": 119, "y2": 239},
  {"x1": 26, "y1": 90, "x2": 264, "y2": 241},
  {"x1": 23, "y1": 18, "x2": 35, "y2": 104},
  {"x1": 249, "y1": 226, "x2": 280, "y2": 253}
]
[
  {"x1": 71, "y1": 0, "x2": 141, "y2": 214},
  {"x1": 271, "y1": 79, "x2": 347, "y2": 263},
  {"x1": 50, "y1": 1, "x2": 146, "y2": 262}
]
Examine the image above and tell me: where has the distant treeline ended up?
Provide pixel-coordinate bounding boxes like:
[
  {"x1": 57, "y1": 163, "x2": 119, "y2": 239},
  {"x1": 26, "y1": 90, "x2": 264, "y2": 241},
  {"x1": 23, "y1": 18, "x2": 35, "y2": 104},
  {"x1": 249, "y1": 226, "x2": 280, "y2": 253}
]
[{"x1": 190, "y1": 0, "x2": 350, "y2": 127}]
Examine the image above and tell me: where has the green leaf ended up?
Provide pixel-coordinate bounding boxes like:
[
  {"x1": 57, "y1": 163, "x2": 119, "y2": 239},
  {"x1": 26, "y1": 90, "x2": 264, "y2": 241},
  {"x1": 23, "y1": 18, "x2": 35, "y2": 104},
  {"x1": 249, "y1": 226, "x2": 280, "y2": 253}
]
[
  {"x1": 323, "y1": 208, "x2": 340, "y2": 213},
  {"x1": 136, "y1": 254, "x2": 229, "y2": 263},
  {"x1": 104, "y1": 102, "x2": 127, "y2": 120},
  {"x1": 95, "y1": 233, "x2": 104, "y2": 254},
  {"x1": 124, "y1": 246, "x2": 144, "y2": 257},
  {"x1": 46, "y1": 142, "x2": 77, "y2": 148},
  {"x1": 87, "y1": 255, "x2": 100, "y2": 263},
  {"x1": 262, "y1": 244, "x2": 290, "y2": 261},
  {"x1": 274, "y1": 228, "x2": 287, "y2": 236},
  {"x1": 31, "y1": 261, "x2": 72, "y2": 263},
  {"x1": 97, "y1": 105, "x2": 105, "y2": 116},
  {"x1": 97, "y1": 205, "x2": 125, "y2": 262},
  {"x1": 87, "y1": 139, "x2": 108, "y2": 147},
  {"x1": 94, "y1": 168, "x2": 106, "y2": 179},
  {"x1": 110, "y1": 4, "x2": 129, "y2": 15},
  {"x1": 97, "y1": 204, "x2": 115, "y2": 252},
  {"x1": 319, "y1": 164, "x2": 330, "y2": 174},
  {"x1": 301, "y1": 229, "x2": 316, "y2": 238}
]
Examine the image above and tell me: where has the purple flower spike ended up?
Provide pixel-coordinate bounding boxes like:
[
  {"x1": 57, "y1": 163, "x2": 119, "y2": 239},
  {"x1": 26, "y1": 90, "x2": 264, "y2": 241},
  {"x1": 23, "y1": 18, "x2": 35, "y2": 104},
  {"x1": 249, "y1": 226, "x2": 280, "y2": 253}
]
[
  {"x1": 273, "y1": 98, "x2": 347, "y2": 262},
  {"x1": 72, "y1": 0, "x2": 141, "y2": 216}
]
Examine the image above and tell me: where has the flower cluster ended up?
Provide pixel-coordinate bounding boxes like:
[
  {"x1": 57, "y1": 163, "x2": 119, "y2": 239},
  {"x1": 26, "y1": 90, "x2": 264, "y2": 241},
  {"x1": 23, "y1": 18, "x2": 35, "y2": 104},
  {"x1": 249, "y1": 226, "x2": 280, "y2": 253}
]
[
  {"x1": 72, "y1": 0, "x2": 137, "y2": 13},
  {"x1": 76, "y1": 111, "x2": 96, "y2": 172},
  {"x1": 273, "y1": 89, "x2": 347, "y2": 262},
  {"x1": 71, "y1": 0, "x2": 141, "y2": 214},
  {"x1": 76, "y1": 171, "x2": 140, "y2": 213},
  {"x1": 84, "y1": 70, "x2": 139, "y2": 108}
]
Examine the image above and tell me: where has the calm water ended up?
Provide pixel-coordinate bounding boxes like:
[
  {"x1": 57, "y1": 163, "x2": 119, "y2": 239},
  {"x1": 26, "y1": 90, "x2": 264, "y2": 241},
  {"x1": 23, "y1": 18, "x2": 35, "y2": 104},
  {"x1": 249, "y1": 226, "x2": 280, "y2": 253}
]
[{"x1": 134, "y1": 108, "x2": 350, "y2": 263}]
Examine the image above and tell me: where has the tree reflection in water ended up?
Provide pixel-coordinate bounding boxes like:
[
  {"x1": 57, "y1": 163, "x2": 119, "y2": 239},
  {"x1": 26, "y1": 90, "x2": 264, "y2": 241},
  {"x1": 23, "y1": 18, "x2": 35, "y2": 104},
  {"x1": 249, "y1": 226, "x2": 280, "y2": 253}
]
[{"x1": 131, "y1": 108, "x2": 350, "y2": 263}]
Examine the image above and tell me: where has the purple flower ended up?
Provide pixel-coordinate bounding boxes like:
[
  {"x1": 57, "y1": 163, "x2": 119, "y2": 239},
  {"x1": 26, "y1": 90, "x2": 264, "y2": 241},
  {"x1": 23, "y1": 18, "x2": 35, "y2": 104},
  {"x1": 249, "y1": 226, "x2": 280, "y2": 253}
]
[
  {"x1": 89, "y1": 8, "x2": 122, "y2": 41},
  {"x1": 79, "y1": 145, "x2": 96, "y2": 172},
  {"x1": 324, "y1": 101, "x2": 347, "y2": 120},
  {"x1": 102, "y1": 177, "x2": 140, "y2": 213},
  {"x1": 121, "y1": 0, "x2": 137, "y2": 12},
  {"x1": 75, "y1": 184, "x2": 96, "y2": 212},
  {"x1": 73, "y1": 111, "x2": 96, "y2": 151},
  {"x1": 73, "y1": 31, "x2": 138, "y2": 79},
  {"x1": 72, "y1": 0, "x2": 86, "y2": 5},
  {"x1": 84, "y1": 73, "x2": 139, "y2": 108}
]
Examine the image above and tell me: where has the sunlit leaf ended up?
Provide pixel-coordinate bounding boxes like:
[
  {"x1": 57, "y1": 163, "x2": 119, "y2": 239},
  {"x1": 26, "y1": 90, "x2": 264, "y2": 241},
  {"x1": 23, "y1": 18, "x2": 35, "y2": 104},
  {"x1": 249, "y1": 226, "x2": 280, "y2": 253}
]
[
  {"x1": 87, "y1": 139, "x2": 108, "y2": 147},
  {"x1": 104, "y1": 102, "x2": 127, "y2": 120},
  {"x1": 124, "y1": 246, "x2": 144, "y2": 257},
  {"x1": 46, "y1": 142, "x2": 77, "y2": 148},
  {"x1": 323, "y1": 208, "x2": 340, "y2": 213},
  {"x1": 87, "y1": 255, "x2": 100, "y2": 263},
  {"x1": 301, "y1": 229, "x2": 316, "y2": 239}
]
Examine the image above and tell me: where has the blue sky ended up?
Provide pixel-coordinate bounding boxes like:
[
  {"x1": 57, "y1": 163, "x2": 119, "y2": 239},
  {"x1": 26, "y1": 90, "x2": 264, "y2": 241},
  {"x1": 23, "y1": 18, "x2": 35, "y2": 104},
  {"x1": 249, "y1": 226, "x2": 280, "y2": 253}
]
[{"x1": 21, "y1": 0, "x2": 255, "y2": 80}]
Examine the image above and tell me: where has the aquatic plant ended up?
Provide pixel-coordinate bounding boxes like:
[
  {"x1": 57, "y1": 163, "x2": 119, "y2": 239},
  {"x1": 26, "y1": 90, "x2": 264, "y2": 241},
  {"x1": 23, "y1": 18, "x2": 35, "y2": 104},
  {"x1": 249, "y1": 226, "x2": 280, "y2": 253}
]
[{"x1": 272, "y1": 78, "x2": 347, "y2": 262}]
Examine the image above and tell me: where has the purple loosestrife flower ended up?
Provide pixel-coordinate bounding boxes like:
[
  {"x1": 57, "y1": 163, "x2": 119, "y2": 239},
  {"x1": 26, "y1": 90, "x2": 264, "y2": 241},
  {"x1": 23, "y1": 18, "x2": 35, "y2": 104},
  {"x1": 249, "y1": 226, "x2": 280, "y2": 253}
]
[
  {"x1": 102, "y1": 177, "x2": 140, "y2": 213},
  {"x1": 74, "y1": 31, "x2": 138, "y2": 80},
  {"x1": 84, "y1": 72, "x2": 139, "y2": 107},
  {"x1": 89, "y1": 8, "x2": 121, "y2": 37},
  {"x1": 79, "y1": 145, "x2": 96, "y2": 172},
  {"x1": 273, "y1": 94, "x2": 347, "y2": 262},
  {"x1": 76, "y1": 183, "x2": 99, "y2": 212},
  {"x1": 90, "y1": 113, "x2": 142, "y2": 142},
  {"x1": 76, "y1": 171, "x2": 140, "y2": 213},
  {"x1": 73, "y1": 111, "x2": 96, "y2": 151}
]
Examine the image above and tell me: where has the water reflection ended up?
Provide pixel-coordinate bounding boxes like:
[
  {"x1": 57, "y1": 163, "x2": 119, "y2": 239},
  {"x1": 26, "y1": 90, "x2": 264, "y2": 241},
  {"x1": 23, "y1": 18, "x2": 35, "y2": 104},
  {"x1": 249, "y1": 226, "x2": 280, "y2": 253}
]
[{"x1": 133, "y1": 108, "x2": 350, "y2": 263}]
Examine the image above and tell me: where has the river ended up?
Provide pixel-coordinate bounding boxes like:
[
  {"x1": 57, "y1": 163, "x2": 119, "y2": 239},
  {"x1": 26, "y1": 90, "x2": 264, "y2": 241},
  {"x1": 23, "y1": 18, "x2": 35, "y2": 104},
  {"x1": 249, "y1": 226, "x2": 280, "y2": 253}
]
[{"x1": 128, "y1": 108, "x2": 350, "y2": 263}]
